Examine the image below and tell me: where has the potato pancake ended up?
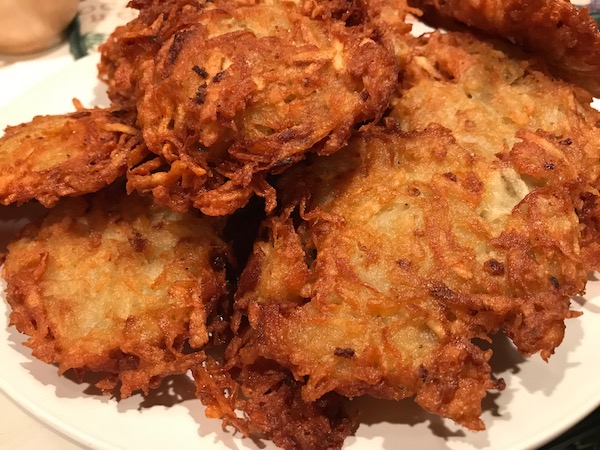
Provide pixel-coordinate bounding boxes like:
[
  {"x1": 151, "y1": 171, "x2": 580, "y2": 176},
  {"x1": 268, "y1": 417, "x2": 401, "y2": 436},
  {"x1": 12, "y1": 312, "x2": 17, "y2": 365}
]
[
  {"x1": 3, "y1": 187, "x2": 231, "y2": 397},
  {"x1": 390, "y1": 30, "x2": 600, "y2": 268},
  {"x1": 100, "y1": 0, "x2": 399, "y2": 215},
  {"x1": 228, "y1": 123, "x2": 589, "y2": 431},
  {"x1": 411, "y1": 0, "x2": 600, "y2": 96},
  {"x1": 0, "y1": 108, "x2": 138, "y2": 207}
]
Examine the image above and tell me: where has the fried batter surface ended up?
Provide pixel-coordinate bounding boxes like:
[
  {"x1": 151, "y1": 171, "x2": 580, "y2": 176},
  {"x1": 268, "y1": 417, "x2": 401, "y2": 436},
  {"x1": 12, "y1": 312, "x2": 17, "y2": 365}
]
[
  {"x1": 411, "y1": 0, "x2": 600, "y2": 96},
  {"x1": 0, "y1": 108, "x2": 139, "y2": 207},
  {"x1": 230, "y1": 124, "x2": 588, "y2": 431},
  {"x1": 193, "y1": 358, "x2": 354, "y2": 450},
  {"x1": 194, "y1": 15, "x2": 600, "y2": 444},
  {"x1": 3, "y1": 188, "x2": 231, "y2": 397},
  {"x1": 100, "y1": 0, "x2": 398, "y2": 215},
  {"x1": 391, "y1": 31, "x2": 600, "y2": 268},
  {"x1": 1, "y1": 1, "x2": 599, "y2": 448}
]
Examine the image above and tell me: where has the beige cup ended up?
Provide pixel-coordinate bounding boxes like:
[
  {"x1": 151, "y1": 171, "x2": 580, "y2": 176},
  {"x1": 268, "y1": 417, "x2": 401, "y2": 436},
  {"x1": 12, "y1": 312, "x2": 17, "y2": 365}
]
[{"x1": 0, "y1": 0, "x2": 79, "y2": 55}]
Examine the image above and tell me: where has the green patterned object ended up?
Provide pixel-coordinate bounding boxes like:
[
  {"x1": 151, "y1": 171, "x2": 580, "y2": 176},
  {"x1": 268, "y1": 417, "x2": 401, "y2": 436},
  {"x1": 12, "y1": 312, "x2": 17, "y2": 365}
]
[
  {"x1": 67, "y1": 16, "x2": 86, "y2": 59},
  {"x1": 68, "y1": 0, "x2": 137, "y2": 59},
  {"x1": 82, "y1": 32, "x2": 109, "y2": 53}
]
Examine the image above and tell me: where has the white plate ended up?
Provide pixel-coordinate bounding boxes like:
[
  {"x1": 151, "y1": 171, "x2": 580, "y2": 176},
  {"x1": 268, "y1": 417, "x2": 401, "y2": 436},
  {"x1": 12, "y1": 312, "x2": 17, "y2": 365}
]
[{"x1": 1, "y1": 53, "x2": 600, "y2": 450}]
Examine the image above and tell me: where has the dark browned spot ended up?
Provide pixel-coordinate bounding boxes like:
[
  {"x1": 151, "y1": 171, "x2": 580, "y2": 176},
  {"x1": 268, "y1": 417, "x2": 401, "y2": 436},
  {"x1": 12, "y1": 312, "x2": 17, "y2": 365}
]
[
  {"x1": 118, "y1": 354, "x2": 140, "y2": 371},
  {"x1": 334, "y1": 347, "x2": 355, "y2": 358},
  {"x1": 212, "y1": 71, "x2": 225, "y2": 83},
  {"x1": 192, "y1": 65, "x2": 208, "y2": 78},
  {"x1": 397, "y1": 259, "x2": 411, "y2": 269},
  {"x1": 129, "y1": 231, "x2": 148, "y2": 252},
  {"x1": 195, "y1": 82, "x2": 208, "y2": 104},
  {"x1": 304, "y1": 246, "x2": 317, "y2": 268},
  {"x1": 168, "y1": 31, "x2": 190, "y2": 66},
  {"x1": 418, "y1": 365, "x2": 428, "y2": 382},
  {"x1": 408, "y1": 187, "x2": 421, "y2": 197},
  {"x1": 549, "y1": 276, "x2": 560, "y2": 289},
  {"x1": 494, "y1": 378, "x2": 507, "y2": 391},
  {"x1": 108, "y1": 349, "x2": 140, "y2": 371},
  {"x1": 577, "y1": 191, "x2": 598, "y2": 218},
  {"x1": 359, "y1": 90, "x2": 370, "y2": 101},
  {"x1": 274, "y1": 157, "x2": 293, "y2": 167},
  {"x1": 277, "y1": 128, "x2": 302, "y2": 143},
  {"x1": 70, "y1": 111, "x2": 92, "y2": 119},
  {"x1": 483, "y1": 259, "x2": 505, "y2": 276},
  {"x1": 559, "y1": 137, "x2": 572, "y2": 145},
  {"x1": 463, "y1": 173, "x2": 484, "y2": 193},
  {"x1": 544, "y1": 162, "x2": 555, "y2": 170},
  {"x1": 109, "y1": 109, "x2": 130, "y2": 119},
  {"x1": 210, "y1": 250, "x2": 228, "y2": 272},
  {"x1": 429, "y1": 282, "x2": 455, "y2": 301},
  {"x1": 236, "y1": 249, "x2": 265, "y2": 298},
  {"x1": 195, "y1": 89, "x2": 206, "y2": 104},
  {"x1": 443, "y1": 172, "x2": 457, "y2": 182}
]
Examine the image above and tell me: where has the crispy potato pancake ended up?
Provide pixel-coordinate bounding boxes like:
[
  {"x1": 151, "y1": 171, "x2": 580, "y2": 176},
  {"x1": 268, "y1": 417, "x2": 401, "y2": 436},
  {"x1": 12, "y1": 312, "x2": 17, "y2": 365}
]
[
  {"x1": 2, "y1": 2, "x2": 599, "y2": 449},
  {"x1": 360, "y1": 0, "x2": 421, "y2": 63},
  {"x1": 193, "y1": 358, "x2": 354, "y2": 450},
  {"x1": 100, "y1": 0, "x2": 398, "y2": 215},
  {"x1": 221, "y1": 28, "x2": 600, "y2": 437},
  {"x1": 99, "y1": 0, "x2": 191, "y2": 109},
  {"x1": 0, "y1": 108, "x2": 139, "y2": 207},
  {"x1": 100, "y1": 0, "x2": 402, "y2": 108},
  {"x1": 410, "y1": 0, "x2": 600, "y2": 96},
  {"x1": 390, "y1": 30, "x2": 600, "y2": 268},
  {"x1": 2, "y1": 187, "x2": 231, "y2": 397},
  {"x1": 228, "y1": 123, "x2": 589, "y2": 431}
]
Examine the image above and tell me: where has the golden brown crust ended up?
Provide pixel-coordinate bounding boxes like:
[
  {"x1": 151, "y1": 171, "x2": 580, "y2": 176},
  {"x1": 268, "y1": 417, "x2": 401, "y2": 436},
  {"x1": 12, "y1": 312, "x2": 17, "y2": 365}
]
[
  {"x1": 3, "y1": 187, "x2": 231, "y2": 397},
  {"x1": 0, "y1": 108, "x2": 139, "y2": 207},
  {"x1": 99, "y1": 0, "x2": 206, "y2": 109},
  {"x1": 100, "y1": 0, "x2": 399, "y2": 215},
  {"x1": 229, "y1": 123, "x2": 588, "y2": 430},
  {"x1": 193, "y1": 358, "x2": 354, "y2": 450},
  {"x1": 390, "y1": 30, "x2": 600, "y2": 270},
  {"x1": 411, "y1": 0, "x2": 600, "y2": 96},
  {"x1": 357, "y1": 0, "x2": 419, "y2": 63},
  {"x1": 222, "y1": 28, "x2": 600, "y2": 429},
  {"x1": 1, "y1": 1, "x2": 598, "y2": 447}
]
